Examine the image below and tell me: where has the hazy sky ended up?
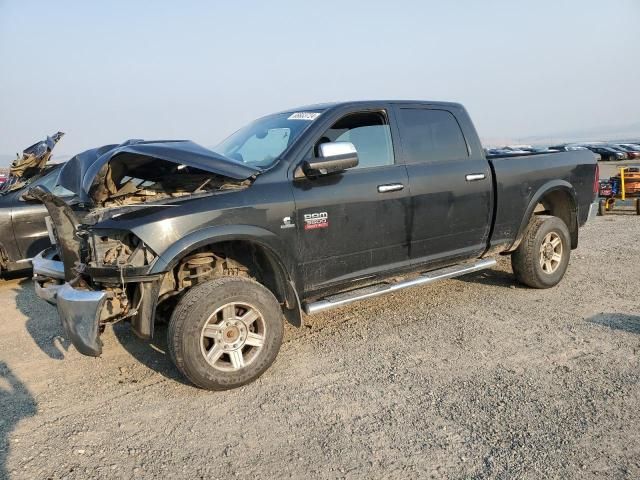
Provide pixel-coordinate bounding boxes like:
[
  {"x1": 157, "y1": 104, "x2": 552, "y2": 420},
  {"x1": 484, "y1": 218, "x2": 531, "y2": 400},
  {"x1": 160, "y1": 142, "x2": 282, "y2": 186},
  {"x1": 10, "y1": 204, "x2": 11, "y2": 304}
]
[{"x1": 1, "y1": 0, "x2": 639, "y2": 158}]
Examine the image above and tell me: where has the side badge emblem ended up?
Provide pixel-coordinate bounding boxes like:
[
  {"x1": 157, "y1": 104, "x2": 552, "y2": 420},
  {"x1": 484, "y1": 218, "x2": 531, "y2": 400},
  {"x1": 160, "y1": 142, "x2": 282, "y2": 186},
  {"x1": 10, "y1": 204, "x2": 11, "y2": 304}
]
[{"x1": 280, "y1": 216, "x2": 295, "y2": 229}]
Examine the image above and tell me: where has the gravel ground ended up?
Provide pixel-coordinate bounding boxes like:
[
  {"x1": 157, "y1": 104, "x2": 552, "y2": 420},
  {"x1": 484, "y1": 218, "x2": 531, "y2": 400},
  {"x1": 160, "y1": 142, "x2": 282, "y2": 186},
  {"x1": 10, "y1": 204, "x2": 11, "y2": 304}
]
[
  {"x1": 599, "y1": 159, "x2": 639, "y2": 179},
  {"x1": 1, "y1": 215, "x2": 639, "y2": 479}
]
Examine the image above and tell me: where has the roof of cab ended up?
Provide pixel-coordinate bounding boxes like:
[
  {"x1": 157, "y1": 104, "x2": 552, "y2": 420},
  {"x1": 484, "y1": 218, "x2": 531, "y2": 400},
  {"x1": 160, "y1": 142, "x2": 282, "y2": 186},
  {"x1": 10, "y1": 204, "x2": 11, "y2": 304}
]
[{"x1": 277, "y1": 100, "x2": 464, "y2": 115}]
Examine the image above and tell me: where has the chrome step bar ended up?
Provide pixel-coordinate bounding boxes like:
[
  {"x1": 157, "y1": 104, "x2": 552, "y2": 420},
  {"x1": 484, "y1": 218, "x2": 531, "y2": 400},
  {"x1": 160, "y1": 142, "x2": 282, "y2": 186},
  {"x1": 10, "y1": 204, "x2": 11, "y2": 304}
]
[{"x1": 303, "y1": 258, "x2": 497, "y2": 315}]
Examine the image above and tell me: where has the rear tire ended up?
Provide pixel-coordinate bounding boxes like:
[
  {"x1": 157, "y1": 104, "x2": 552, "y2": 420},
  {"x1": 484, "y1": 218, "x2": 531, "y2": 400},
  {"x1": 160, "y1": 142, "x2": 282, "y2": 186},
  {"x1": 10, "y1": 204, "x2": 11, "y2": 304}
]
[
  {"x1": 598, "y1": 199, "x2": 607, "y2": 216},
  {"x1": 511, "y1": 215, "x2": 571, "y2": 289},
  {"x1": 168, "y1": 276, "x2": 284, "y2": 390}
]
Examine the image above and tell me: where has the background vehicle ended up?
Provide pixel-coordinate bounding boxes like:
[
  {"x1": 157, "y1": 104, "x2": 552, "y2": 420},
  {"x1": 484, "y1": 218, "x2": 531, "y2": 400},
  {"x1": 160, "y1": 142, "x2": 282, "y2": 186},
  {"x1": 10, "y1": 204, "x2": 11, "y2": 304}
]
[
  {"x1": 549, "y1": 145, "x2": 588, "y2": 152},
  {"x1": 614, "y1": 144, "x2": 640, "y2": 158},
  {"x1": 587, "y1": 146, "x2": 627, "y2": 161},
  {"x1": 0, "y1": 164, "x2": 73, "y2": 273},
  {"x1": 33, "y1": 101, "x2": 599, "y2": 390}
]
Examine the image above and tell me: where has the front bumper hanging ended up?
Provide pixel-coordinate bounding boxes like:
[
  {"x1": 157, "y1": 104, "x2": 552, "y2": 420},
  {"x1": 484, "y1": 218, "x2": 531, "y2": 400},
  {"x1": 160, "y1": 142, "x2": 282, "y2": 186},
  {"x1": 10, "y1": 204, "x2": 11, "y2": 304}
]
[
  {"x1": 56, "y1": 282, "x2": 108, "y2": 357},
  {"x1": 33, "y1": 248, "x2": 107, "y2": 357}
]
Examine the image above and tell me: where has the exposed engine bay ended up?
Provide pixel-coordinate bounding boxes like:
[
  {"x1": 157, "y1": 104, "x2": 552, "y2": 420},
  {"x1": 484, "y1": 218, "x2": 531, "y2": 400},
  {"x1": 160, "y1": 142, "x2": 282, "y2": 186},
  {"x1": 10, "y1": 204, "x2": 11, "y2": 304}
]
[{"x1": 88, "y1": 154, "x2": 251, "y2": 207}]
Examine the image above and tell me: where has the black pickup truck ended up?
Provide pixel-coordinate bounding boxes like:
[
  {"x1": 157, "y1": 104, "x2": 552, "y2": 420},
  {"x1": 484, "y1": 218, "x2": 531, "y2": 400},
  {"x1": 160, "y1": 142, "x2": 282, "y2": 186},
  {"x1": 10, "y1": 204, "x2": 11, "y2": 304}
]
[{"x1": 32, "y1": 100, "x2": 598, "y2": 390}]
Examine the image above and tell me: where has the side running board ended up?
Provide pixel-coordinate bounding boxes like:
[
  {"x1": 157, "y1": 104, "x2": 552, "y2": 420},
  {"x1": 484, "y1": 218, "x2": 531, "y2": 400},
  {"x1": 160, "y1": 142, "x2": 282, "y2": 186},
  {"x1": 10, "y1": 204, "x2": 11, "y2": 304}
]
[{"x1": 303, "y1": 258, "x2": 497, "y2": 315}]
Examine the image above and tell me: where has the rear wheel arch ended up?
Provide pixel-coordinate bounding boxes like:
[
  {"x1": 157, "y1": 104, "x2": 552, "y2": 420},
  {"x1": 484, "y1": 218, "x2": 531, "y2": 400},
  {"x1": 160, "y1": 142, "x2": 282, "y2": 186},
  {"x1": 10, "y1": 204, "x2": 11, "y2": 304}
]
[{"x1": 510, "y1": 182, "x2": 578, "y2": 252}]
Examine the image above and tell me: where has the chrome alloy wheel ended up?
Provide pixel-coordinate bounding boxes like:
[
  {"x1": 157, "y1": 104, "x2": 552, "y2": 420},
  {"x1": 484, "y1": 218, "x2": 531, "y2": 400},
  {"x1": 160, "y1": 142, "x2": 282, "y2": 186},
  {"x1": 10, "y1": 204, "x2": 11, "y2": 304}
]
[
  {"x1": 200, "y1": 302, "x2": 266, "y2": 372},
  {"x1": 539, "y1": 232, "x2": 563, "y2": 274}
]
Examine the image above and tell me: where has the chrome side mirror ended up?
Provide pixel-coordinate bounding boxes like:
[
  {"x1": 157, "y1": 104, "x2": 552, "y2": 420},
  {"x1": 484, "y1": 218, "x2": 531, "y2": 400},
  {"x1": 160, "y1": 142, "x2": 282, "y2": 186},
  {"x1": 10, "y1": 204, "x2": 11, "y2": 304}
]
[{"x1": 303, "y1": 142, "x2": 359, "y2": 176}]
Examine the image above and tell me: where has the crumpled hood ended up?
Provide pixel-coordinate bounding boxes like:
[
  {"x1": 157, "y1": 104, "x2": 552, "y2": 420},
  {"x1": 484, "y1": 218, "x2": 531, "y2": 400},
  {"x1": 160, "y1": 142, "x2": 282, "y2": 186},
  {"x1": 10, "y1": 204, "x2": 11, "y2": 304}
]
[{"x1": 56, "y1": 139, "x2": 260, "y2": 203}]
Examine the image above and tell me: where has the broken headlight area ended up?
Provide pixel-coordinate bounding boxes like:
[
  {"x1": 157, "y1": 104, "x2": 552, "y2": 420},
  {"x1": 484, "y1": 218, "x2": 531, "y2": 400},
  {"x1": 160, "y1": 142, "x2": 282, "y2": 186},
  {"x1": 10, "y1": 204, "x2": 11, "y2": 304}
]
[
  {"x1": 84, "y1": 229, "x2": 159, "y2": 282},
  {"x1": 73, "y1": 232, "x2": 160, "y2": 335},
  {"x1": 89, "y1": 154, "x2": 252, "y2": 208}
]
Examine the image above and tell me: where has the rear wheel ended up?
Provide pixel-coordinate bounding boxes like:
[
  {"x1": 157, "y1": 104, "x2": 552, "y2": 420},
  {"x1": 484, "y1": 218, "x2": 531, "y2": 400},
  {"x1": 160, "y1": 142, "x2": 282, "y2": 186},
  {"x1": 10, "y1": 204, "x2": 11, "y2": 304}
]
[
  {"x1": 511, "y1": 215, "x2": 571, "y2": 289},
  {"x1": 598, "y1": 199, "x2": 607, "y2": 216},
  {"x1": 168, "y1": 276, "x2": 284, "y2": 390}
]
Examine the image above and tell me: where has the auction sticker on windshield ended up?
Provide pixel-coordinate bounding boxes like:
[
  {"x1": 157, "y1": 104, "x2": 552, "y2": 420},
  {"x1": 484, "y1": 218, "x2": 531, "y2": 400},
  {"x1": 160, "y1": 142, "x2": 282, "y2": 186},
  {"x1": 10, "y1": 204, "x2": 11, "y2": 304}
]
[{"x1": 288, "y1": 112, "x2": 321, "y2": 121}]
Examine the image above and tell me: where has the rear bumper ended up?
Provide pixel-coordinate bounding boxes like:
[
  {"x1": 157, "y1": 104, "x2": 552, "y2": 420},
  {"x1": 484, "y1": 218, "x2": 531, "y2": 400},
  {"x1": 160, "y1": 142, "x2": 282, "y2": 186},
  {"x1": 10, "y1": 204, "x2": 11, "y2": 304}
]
[{"x1": 33, "y1": 247, "x2": 106, "y2": 356}]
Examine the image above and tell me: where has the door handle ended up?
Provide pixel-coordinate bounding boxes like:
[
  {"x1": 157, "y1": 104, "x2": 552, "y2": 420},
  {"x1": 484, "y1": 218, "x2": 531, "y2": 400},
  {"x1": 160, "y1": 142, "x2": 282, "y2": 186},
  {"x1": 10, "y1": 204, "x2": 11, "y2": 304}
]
[
  {"x1": 377, "y1": 183, "x2": 404, "y2": 193},
  {"x1": 465, "y1": 173, "x2": 486, "y2": 182}
]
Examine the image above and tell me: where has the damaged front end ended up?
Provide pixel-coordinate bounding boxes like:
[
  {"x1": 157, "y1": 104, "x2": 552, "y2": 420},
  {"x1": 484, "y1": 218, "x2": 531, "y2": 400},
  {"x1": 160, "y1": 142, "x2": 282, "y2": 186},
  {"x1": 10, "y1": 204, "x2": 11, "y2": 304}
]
[{"x1": 31, "y1": 139, "x2": 258, "y2": 356}]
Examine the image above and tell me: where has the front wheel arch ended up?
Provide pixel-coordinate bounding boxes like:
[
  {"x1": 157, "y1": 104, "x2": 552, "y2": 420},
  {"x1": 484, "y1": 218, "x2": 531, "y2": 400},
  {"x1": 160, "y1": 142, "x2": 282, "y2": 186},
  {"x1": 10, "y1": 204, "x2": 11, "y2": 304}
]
[{"x1": 143, "y1": 227, "x2": 303, "y2": 335}]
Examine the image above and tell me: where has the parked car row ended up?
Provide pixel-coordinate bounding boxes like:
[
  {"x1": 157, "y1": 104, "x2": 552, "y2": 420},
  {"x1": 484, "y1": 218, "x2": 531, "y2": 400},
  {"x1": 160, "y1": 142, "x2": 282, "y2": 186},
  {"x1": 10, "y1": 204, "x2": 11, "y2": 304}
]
[{"x1": 487, "y1": 142, "x2": 640, "y2": 161}]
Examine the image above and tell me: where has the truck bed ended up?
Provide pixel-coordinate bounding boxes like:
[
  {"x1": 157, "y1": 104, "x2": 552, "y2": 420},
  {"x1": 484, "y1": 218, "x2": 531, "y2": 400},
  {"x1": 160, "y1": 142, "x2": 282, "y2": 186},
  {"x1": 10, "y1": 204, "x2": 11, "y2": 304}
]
[{"x1": 487, "y1": 149, "x2": 597, "y2": 250}]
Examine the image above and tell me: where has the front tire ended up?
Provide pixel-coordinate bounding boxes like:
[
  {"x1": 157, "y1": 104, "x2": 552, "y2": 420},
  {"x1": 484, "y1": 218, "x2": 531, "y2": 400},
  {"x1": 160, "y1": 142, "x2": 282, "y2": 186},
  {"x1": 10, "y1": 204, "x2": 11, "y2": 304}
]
[
  {"x1": 168, "y1": 276, "x2": 284, "y2": 390},
  {"x1": 511, "y1": 215, "x2": 571, "y2": 289}
]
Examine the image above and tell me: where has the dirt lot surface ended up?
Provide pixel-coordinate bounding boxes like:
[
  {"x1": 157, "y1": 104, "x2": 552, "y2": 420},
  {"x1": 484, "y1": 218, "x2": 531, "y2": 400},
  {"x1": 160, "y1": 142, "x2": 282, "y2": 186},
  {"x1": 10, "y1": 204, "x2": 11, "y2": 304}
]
[
  {"x1": 1, "y1": 215, "x2": 639, "y2": 479},
  {"x1": 599, "y1": 159, "x2": 640, "y2": 179}
]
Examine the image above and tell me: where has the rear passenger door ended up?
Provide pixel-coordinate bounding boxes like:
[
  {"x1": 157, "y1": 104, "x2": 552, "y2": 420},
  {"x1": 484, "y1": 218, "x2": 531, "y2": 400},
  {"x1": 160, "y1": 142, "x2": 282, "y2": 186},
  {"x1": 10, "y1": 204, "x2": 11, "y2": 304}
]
[{"x1": 394, "y1": 105, "x2": 492, "y2": 266}]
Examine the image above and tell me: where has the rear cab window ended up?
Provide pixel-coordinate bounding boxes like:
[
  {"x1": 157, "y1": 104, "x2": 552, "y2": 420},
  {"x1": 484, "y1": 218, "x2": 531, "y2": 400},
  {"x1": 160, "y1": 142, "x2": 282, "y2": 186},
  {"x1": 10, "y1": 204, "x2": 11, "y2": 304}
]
[{"x1": 396, "y1": 108, "x2": 469, "y2": 164}]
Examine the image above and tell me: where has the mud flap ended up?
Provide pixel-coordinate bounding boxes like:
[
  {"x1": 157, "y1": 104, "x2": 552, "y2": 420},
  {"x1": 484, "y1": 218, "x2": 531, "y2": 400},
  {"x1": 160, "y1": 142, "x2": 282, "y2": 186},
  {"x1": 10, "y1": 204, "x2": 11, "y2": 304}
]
[{"x1": 28, "y1": 187, "x2": 82, "y2": 281}]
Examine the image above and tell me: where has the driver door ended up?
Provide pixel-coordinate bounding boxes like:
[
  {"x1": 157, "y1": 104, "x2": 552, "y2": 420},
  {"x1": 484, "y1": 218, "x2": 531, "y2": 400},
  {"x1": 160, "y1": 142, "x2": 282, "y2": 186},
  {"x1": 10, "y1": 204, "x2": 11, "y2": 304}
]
[{"x1": 291, "y1": 109, "x2": 410, "y2": 293}]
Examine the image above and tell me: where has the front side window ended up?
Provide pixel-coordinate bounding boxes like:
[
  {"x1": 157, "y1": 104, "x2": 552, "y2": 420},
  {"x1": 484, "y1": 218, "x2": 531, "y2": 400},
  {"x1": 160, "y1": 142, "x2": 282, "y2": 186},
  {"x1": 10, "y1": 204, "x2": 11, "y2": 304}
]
[
  {"x1": 397, "y1": 108, "x2": 468, "y2": 164},
  {"x1": 214, "y1": 111, "x2": 322, "y2": 168},
  {"x1": 313, "y1": 111, "x2": 394, "y2": 169}
]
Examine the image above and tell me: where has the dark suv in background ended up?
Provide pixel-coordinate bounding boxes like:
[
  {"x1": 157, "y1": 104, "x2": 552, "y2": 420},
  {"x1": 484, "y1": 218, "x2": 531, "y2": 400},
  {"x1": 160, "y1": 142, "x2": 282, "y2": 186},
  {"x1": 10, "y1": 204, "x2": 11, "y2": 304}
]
[{"x1": 586, "y1": 146, "x2": 627, "y2": 161}]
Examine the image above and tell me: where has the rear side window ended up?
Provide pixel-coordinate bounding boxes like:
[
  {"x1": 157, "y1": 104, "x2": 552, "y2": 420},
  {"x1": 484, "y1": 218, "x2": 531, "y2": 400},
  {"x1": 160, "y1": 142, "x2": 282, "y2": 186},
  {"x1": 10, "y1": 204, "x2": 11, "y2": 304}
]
[{"x1": 397, "y1": 109, "x2": 468, "y2": 163}]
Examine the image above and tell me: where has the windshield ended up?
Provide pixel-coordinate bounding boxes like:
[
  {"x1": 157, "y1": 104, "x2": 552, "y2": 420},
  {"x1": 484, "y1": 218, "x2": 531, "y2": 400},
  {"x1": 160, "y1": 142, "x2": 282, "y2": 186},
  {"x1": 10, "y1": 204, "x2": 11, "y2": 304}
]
[{"x1": 213, "y1": 111, "x2": 323, "y2": 168}]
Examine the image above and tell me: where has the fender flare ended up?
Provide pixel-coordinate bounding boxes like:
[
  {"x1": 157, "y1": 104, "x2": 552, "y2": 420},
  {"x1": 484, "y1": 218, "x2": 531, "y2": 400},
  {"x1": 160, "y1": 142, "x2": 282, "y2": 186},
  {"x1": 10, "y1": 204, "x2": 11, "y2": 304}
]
[
  {"x1": 148, "y1": 224, "x2": 304, "y2": 326},
  {"x1": 509, "y1": 180, "x2": 577, "y2": 251}
]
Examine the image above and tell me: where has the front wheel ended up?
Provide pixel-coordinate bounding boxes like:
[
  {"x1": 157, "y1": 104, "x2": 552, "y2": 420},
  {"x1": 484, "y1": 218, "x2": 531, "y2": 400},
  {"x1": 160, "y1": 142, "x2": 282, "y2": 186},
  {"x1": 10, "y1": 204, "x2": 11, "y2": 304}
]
[
  {"x1": 168, "y1": 276, "x2": 284, "y2": 390},
  {"x1": 511, "y1": 215, "x2": 571, "y2": 289}
]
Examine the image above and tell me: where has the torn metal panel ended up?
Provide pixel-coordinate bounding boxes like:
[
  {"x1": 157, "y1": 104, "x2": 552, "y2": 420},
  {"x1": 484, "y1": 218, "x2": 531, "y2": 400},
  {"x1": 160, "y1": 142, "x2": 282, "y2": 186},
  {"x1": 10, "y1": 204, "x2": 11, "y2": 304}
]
[
  {"x1": 28, "y1": 186, "x2": 82, "y2": 281},
  {"x1": 6, "y1": 132, "x2": 64, "y2": 191}
]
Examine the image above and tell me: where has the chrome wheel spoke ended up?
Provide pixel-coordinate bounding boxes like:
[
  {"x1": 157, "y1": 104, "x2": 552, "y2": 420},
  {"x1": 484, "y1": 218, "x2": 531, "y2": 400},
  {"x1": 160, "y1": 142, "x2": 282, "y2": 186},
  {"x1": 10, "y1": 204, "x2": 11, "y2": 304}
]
[
  {"x1": 245, "y1": 331, "x2": 265, "y2": 347},
  {"x1": 229, "y1": 349, "x2": 245, "y2": 369},
  {"x1": 222, "y1": 304, "x2": 236, "y2": 320},
  {"x1": 550, "y1": 236, "x2": 561, "y2": 248},
  {"x1": 551, "y1": 253, "x2": 562, "y2": 263},
  {"x1": 206, "y1": 343, "x2": 224, "y2": 363},
  {"x1": 240, "y1": 309, "x2": 259, "y2": 327},
  {"x1": 202, "y1": 324, "x2": 223, "y2": 338}
]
